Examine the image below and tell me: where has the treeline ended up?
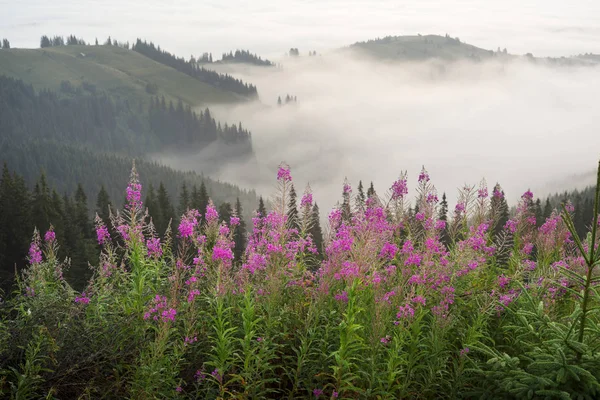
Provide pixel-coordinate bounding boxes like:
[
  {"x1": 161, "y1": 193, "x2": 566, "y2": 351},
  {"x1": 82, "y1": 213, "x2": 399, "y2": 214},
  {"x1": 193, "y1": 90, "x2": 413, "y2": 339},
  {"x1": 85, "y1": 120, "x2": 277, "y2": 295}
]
[
  {"x1": 40, "y1": 34, "x2": 87, "y2": 47},
  {"x1": 545, "y1": 185, "x2": 597, "y2": 238},
  {"x1": 277, "y1": 94, "x2": 297, "y2": 106},
  {"x1": 0, "y1": 140, "x2": 258, "y2": 232},
  {"x1": 0, "y1": 39, "x2": 9, "y2": 49},
  {"x1": 0, "y1": 76, "x2": 252, "y2": 156},
  {"x1": 220, "y1": 50, "x2": 273, "y2": 66},
  {"x1": 40, "y1": 34, "x2": 129, "y2": 49},
  {"x1": 0, "y1": 164, "x2": 255, "y2": 290},
  {"x1": 132, "y1": 39, "x2": 258, "y2": 97},
  {"x1": 148, "y1": 96, "x2": 251, "y2": 147}
]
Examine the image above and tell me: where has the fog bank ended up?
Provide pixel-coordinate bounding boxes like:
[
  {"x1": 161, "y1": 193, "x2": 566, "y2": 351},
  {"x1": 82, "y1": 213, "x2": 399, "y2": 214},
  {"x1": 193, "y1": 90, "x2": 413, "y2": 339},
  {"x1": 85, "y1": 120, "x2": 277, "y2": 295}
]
[{"x1": 166, "y1": 53, "x2": 600, "y2": 212}]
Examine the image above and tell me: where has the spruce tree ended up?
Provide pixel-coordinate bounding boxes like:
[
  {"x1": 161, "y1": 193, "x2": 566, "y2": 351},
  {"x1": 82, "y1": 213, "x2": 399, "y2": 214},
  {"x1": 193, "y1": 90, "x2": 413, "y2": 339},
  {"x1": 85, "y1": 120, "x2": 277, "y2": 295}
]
[
  {"x1": 534, "y1": 198, "x2": 543, "y2": 227},
  {"x1": 218, "y1": 202, "x2": 233, "y2": 224},
  {"x1": 233, "y1": 198, "x2": 247, "y2": 262},
  {"x1": 31, "y1": 173, "x2": 52, "y2": 233},
  {"x1": 341, "y1": 181, "x2": 352, "y2": 223},
  {"x1": 157, "y1": 183, "x2": 174, "y2": 237},
  {"x1": 356, "y1": 181, "x2": 366, "y2": 212},
  {"x1": 542, "y1": 198, "x2": 553, "y2": 220},
  {"x1": 258, "y1": 196, "x2": 267, "y2": 217},
  {"x1": 287, "y1": 185, "x2": 299, "y2": 231},
  {"x1": 490, "y1": 184, "x2": 510, "y2": 238},
  {"x1": 145, "y1": 184, "x2": 162, "y2": 232},
  {"x1": 438, "y1": 193, "x2": 450, "y2": 247},
  {"x1": 196, "y1": 181, "x2": 209, "y2": 222},
  {"x1": 178, "y1": 182, "x2": 190, "y2": 216},
  {"x1": 96, "y1": 185, "x2": 113, "y2": 224},
  {"x1": 309, "y1": 203, "x2": 324, "y2": 260},
  {"x1": 367, "y1": 182, "x2": 376, "y2": 199},
  {"x1": 74, "y1": 184, "x2": 90, "y2": 237}
]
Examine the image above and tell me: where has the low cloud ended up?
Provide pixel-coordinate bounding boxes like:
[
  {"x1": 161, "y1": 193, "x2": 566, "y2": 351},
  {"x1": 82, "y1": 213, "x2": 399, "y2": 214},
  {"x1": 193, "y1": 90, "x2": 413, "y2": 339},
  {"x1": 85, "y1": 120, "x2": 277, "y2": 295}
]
[{"x1": 163, "y1": 52, "x2": 600, "y2": 213}]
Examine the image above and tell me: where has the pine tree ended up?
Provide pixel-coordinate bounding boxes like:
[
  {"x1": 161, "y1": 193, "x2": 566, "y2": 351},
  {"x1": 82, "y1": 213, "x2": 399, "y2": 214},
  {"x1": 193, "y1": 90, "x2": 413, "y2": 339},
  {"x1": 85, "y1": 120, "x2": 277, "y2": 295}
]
[
  {"x1": 157, "y1": 183, "x2": 174, "y2": 237},
  {"x1": 341, "y1": 180, "x2": 352, "y2": 223},
  {"x1": 196, "y1": 181, "x2": 209, "y2": 222},
  {"x1": 356, "y1": 180, "x2": 366, "y2": 212},
  {"x1": 218, "y1": 202, "x2": 233, "y2": 224},
  {"x1": 40, "y1": 35, "x2": 51, "y2": 48},
  {"x1": 438, "y1": 193, "x2": 450, "y2": 247},
  {"x1": 0, "y1": 165, "x2": 32, "y2": 280},
  {"x1": 258, "y1": 196, "x2": 267, "y2": 217},
  {"x1": 145, "y1": 184, "x2": 162, "y2": 232},
  {"x1": 233, "y1": 198, "x2": 247, "y2": 262},
  {"x1": 534, "y1": 198, "x2": 543, "y2": 227},
  {"x1": 287, "y1": 185, "x2": 300, "y2": 231},
  {"x1": 309, "y1": 203, "x2": 324, "y2": 260},
  {"x1": 367, "y1": 182, "x2": 376, "y2": 199},
  {"x1": 96, "y1": 185, "x2": 113, "y2": 224},
  {"x1": 542, "y1": 198, "x2": 553, "y2": 220},
  {"x1": 178, "y1": 182, "x2": 190, "y2": 216},
  {"x1": 31, "y1": 173, "x2": 52, "y2": 233},
  {"x1": 490, "y1": 184, "x2": 510, "y2": 238},
  {"x1": 74, "y1": 184, "x2": 90, "y2": 237},
  {"x1": 2, "y1": 39, "x2": 10, "y2": 49}
]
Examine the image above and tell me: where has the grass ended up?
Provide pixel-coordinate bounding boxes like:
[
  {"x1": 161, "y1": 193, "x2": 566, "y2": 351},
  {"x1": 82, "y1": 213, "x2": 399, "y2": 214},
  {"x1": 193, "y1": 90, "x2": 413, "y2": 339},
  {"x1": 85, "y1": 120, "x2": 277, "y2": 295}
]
[
  {"x1": 0, "y1": 45, "x2": 242, "y2": 107},
  {"x1": 348, "y1": 34, "x2": 499, "y2": 61}
]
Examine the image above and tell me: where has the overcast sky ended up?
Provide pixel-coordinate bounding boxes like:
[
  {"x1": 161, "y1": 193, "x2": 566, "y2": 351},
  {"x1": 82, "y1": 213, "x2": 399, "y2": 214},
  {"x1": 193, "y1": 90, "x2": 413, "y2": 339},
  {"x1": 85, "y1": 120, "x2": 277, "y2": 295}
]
[{"x1": 2, "y1": 0, "x2": 600, "y2": 57}]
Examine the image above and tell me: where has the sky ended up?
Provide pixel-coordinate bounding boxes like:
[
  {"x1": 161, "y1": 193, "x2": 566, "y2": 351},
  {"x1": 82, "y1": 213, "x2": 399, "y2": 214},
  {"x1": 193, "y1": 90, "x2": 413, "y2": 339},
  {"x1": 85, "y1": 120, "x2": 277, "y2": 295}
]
[{"x1": 2, "y1": 0, "x2": 600, "y2": 58}]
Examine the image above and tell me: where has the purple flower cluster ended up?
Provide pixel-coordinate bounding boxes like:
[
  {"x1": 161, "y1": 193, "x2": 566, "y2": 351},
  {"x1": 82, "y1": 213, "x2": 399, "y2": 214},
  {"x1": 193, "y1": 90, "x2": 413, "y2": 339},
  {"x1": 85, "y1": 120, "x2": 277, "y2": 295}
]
[
  {"x1": 277, "y1": 163, "x2": 292, "y2": 182},
  {"x1": 146, "y1": 237, "x2": 162, "y2": 258},
  {"x1": 391, "y1": 178, "x2": 408, "y2": 200},
  {"x1": 75, "y1": 293, "x2": 90, "y2": 304},
  {"x1": 144, "y1": 295, "x2": 177, "y2": 323},
  {"x1": 28, "y1": 233, "x2": 42, "y2": 265},
  {"x1": 44, "y1": 229, "x2": 56, "y2": 243}
]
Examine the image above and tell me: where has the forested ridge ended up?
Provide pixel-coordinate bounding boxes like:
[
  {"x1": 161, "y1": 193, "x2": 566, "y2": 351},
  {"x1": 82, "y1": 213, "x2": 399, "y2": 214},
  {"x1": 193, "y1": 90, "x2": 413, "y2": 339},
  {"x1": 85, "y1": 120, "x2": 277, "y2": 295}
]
[
  {"x1": 132, "y1": 39, "x2": 258, "y2": 97},
  {"x1": 0, "y1": 76, "x2": 252, "y2": 156}
]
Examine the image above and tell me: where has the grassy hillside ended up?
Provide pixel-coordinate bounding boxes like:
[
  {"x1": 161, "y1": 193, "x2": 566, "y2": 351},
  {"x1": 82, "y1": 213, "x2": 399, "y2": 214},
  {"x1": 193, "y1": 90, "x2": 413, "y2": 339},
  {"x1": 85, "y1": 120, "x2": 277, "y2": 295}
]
[
  {"x1": 348, "y1": 34, "x2": 498, "y2": 61},
  {"x1": 0, "y1": 45, "x2": 242, "y2": 106}
]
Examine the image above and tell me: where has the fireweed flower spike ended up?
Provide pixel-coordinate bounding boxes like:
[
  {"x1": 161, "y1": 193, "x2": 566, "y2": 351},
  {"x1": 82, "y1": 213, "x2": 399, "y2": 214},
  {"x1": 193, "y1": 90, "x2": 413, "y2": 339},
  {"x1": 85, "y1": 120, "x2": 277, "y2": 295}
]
[
  {"x1": 28, "y1": 229, "x2": 42, "y2": 265},
  {"x1": 277, "y1": 162, "x2": 292, "y2": 182},
  {"x1": 126, "y1": 162, "x2": 142, "y2": 212}
]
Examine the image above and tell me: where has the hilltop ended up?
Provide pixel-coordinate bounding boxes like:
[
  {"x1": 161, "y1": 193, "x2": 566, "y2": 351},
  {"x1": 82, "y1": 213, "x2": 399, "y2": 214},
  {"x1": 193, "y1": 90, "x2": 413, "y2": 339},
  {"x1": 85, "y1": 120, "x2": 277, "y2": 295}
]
[
  {"x1": 348, "y1": 34, "x2": 496, "y2": 61},
  {"x1": 0, "y1": 44, "x2": 243, "y2": 107},
  {"x1": 347, "y1": 34, "x2": 600, "y2": 65}
]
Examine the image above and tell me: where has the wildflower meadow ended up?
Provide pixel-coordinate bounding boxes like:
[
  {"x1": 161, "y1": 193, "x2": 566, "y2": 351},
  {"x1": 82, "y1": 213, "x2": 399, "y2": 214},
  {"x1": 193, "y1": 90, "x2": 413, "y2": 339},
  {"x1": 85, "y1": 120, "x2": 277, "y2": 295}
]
[{"x1": 1, "y1": 160, "x2": 600, "y2": 399}]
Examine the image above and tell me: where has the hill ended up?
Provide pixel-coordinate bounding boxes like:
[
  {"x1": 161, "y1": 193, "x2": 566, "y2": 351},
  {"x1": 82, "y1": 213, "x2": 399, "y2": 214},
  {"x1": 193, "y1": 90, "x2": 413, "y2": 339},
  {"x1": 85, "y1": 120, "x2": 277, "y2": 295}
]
[
  {"x1": 347, "y1": 34, "x2": 600, "y2": 66},
  {"x1": 348, "y1": 34, "x2": 496, "y2": 61},
  {"x1": 0, "y1": 44, "x2": 242, "y2": 107}
]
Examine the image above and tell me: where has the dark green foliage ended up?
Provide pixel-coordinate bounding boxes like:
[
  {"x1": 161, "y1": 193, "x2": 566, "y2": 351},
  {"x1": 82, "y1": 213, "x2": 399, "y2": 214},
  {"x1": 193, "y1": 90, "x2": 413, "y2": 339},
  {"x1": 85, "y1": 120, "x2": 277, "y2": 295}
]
[
  {"x1": 0, "y1": 75, "x2": 252, "y2": 158},
  {"x1": 367, "y1": 181, "x2": 376, "y2": 199},
  {"x1": 234, "y1": 198, "x2": 247, "y2": 262},
  {"x1": 1, "y1": 39, "x2": 10, "y2": 49},
  {"x1": 192, "y1": 182, "x2": 210, "y2": 223},
  {"x1": 156, "y1": 183, "x2": 175, "y2": 237},
  {"x1": 258, "y1": 196, "x2": 267, "y2": 217},
  {"x1": 95, "y1": 185, "x2": 113, "y2": 224},
  {"x1": 309, "y1": 203, "x2": 324, "y2": 259},
  {"x1": 355, "y1": 181, "x2": 366, "y2": 212},
  {"x1": 220, "y1": 50, "x2": 273, "y2": 66},
  {"x1": 178, "y1": 183, "x2": 190, "y2": 216},
  {"x1": 132, "y1": 39, "x2": 258, "y2": 97},
  {"x1": 218, "y1": 202, "x2": 233, "y2": 225},
  {"x1": 438, "y1": 193, "x2": 450, "y2": 247},
  {"x1": 287, "y1": 185, "x2": 299, "y2": 231}
]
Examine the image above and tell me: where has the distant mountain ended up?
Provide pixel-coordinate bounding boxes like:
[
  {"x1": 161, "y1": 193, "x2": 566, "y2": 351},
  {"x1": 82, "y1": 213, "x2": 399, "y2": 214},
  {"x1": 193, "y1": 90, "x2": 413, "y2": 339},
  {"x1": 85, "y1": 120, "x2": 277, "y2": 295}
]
[
  {"x1": 346, "y1": 34, "x2": 600, "y2": 65},
  {"x1": 348, "y1": 34, "x2": 497, "y2": 61}
]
